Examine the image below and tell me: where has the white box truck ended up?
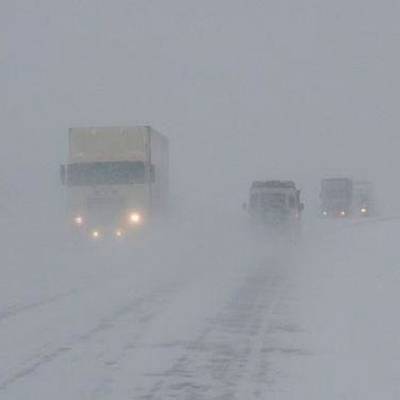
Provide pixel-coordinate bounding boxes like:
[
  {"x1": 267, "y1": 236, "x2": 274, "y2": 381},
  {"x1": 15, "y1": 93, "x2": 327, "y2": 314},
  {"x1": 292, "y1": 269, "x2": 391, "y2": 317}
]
[{"x1": 60, "y1": 126, "x2": 169, "y2": 239}]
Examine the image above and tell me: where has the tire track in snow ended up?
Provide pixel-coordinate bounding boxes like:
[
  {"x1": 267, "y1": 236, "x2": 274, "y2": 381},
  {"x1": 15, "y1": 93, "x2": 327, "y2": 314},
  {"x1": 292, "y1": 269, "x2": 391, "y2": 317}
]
[
  {"x1": 136, "y1": 263, "x2": 288, "y2": 400},
  {"x1": 0, "y1": 284, "x2": 179, "y2": 392},
  {"x1": 0, "y1": 289, "x2": 80, "y2": 324}
]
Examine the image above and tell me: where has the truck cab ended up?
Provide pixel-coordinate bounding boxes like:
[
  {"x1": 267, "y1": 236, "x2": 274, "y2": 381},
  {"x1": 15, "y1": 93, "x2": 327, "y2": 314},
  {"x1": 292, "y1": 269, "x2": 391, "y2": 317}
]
[
  {"x1": 353, "y1": 181, "x2": 375, "y2": 217},
  {"x1": 247, "y1": 181, "x2": 304, "y2": 227},
  {"x1": 60, "y1": 126, "x2": 169, "y2": 240}
]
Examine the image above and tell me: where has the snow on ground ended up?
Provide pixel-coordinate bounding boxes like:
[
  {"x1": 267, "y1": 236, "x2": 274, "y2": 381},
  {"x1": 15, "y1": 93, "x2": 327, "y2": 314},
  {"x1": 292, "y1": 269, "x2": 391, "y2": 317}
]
[
  {"x1": 1, "y1": 214, "x2": 400, "y2": 399},
  {"x1": 286, "y1": 218, "x2": 400, "y2": 400}
]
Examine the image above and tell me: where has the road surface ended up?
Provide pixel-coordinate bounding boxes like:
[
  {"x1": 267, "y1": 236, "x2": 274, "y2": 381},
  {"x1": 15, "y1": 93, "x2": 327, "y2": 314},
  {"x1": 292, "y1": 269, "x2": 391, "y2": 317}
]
[{"x1": 1, "y1": 216, "x2": 399, "y2": 399}]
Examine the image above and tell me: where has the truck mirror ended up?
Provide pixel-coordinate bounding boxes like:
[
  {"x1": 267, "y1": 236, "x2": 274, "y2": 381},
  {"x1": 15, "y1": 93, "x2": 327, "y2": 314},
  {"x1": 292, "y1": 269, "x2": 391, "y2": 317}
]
[{"x1": 60, "y1": 165, "x2": 66, "y2": 185}]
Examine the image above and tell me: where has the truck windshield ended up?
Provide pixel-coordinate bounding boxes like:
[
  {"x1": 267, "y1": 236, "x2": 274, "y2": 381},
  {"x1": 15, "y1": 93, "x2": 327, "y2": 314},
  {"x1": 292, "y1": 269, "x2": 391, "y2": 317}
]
[
  {"x1": 66, "y1": 161, "x2": 146, "y2": 186},
  {"x1": 261, "y1": 193, "x2": 286, "y2": 209},
  {"x1": 251, "y1": 192, "x2": 287, "y2": 210}
]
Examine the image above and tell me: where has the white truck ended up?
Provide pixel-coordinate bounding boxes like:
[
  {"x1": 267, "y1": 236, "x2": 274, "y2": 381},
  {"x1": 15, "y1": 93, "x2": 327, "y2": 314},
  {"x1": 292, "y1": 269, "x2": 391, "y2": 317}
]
[
  {"x1": 246, "y1": 180, "x2": 304, "y2": 231},
  {"x1": 60, "y1": 126, "x2": 169, "y2": 239}
]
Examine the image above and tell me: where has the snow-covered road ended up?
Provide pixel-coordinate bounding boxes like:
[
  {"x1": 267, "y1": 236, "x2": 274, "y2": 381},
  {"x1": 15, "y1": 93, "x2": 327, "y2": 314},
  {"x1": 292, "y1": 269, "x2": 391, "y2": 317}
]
[{"x1": 1, "y1": 217, "x2": 400, "y2": 399}]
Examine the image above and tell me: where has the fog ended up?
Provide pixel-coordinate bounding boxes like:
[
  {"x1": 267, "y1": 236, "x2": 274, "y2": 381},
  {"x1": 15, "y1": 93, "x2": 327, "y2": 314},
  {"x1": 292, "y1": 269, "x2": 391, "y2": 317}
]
[
  {"x1": 2, "y1": 1, "x2": 400, "y2": 398},
  {"x1": 2, "y1": 0, "x2": 400, "y2": 215}
]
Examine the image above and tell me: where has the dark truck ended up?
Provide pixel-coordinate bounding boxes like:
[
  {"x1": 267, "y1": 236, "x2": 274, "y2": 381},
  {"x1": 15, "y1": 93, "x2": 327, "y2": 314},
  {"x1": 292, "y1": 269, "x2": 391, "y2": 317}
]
[{"x1": 320, "y1": 178, "x2": 353, "y2": 217}]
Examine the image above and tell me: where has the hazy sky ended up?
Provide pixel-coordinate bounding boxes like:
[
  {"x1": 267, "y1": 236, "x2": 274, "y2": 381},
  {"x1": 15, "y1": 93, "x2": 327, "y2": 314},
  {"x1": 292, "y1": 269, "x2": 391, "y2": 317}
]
[{"x1": 2, "y1": 0, "x2": 400, "y2": 211}]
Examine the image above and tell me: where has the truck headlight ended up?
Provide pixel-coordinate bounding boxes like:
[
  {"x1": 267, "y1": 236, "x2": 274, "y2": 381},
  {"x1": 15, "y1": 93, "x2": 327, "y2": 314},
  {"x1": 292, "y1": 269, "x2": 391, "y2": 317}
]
[
  {"x1": 115, "y1": 229, "x2": 124, "y2": 238},
  {"x1": 340, "y1": 211, "x2": 346, "y2": 216},
  {"x1": 129, "y1": 212, "x2": 142, "y2": 225},
  {"x1": 74, "y1": 216, "x2": 83, "y2": 225},
  {"x1": 322, "y1": 211, "x2": 328, "y2": 216},
  {"x1": 361, "y1": 208, "x2": 367, "y2": 214}
]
